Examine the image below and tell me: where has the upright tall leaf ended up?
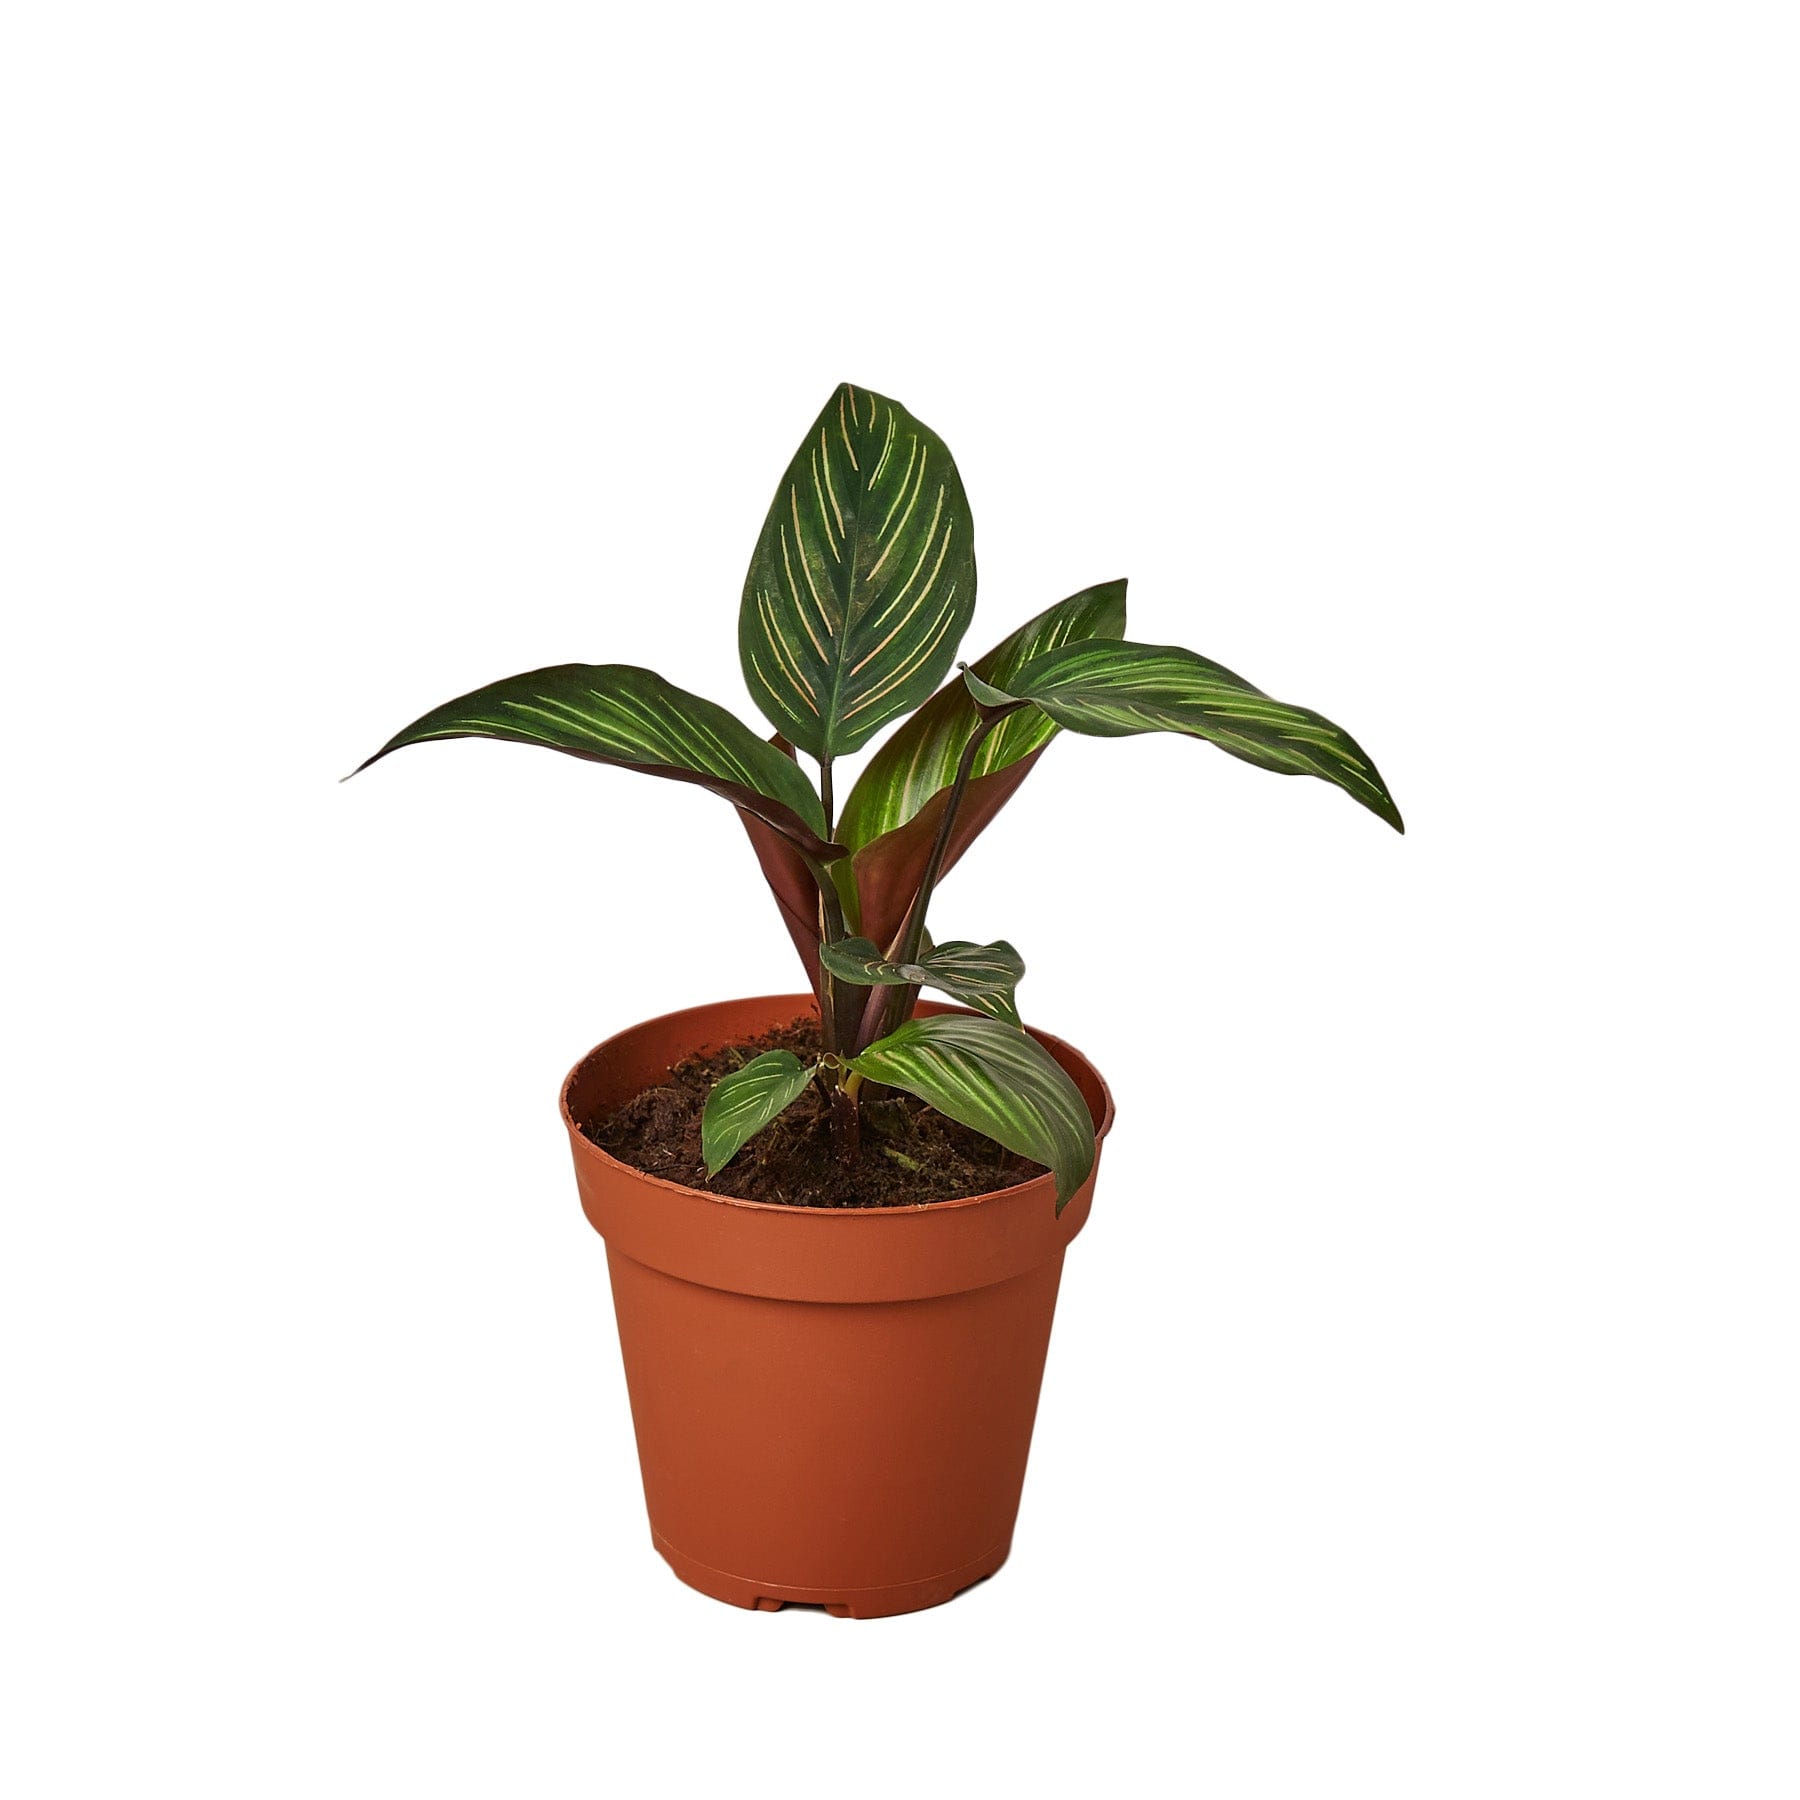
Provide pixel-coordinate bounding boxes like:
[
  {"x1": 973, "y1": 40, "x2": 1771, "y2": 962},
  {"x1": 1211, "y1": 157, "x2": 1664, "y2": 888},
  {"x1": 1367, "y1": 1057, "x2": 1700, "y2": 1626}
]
[
  {"x1": 849, "y1": 1014, "x2": 1096, "y2": 1211},
  {"x1": 740, "y1": 384, "x2": 975, "y2": 758},
  {"x1": 969, "y1": 640, "x2": 1404, "y2": 832},
  {"x1": 354, "y1": 663, "x2": 840, "y2": 858}
]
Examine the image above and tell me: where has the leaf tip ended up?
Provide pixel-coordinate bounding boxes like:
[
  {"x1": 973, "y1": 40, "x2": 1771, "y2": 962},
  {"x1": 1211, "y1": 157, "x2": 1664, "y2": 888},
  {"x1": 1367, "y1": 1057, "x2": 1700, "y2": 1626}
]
[{"x1": 341, "y1": 745, "x2": 388, "y2": 782}]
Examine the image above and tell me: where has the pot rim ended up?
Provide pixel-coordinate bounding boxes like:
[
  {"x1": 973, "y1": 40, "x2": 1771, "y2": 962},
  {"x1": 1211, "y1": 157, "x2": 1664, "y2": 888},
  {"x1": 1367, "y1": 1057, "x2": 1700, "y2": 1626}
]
[{"x1": 560, "y1": 992, "x2": 1115, "y2": 1220}]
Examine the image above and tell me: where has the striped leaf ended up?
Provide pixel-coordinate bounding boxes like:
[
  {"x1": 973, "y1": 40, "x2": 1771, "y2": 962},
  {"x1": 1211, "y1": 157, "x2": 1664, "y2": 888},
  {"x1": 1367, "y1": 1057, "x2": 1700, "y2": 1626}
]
[
  {"x1": 740, "y1": 383, "x2": 975, "y2": 758},
  {"x1": 837, "y1": 580, "x2": 1128, "y2": 852},
  {"x1": 840, "y1": 750, "x2": 1042, "y2": 980},
  {"x1": 701, "y1": 1050, "x2": 818, "y2": 1175},
  {"x1": 850, "y1": 1014, "x2": 1095, "y2": 1211},
  {"x1": 831, "y1": 581, "x2": 1128, "y2": 960},
  {"x1": 819, "y1": 936, "x2": 1025, "y2": 1027},
  {"x1": 354, "y1": 663, "x2": 839, "y2": 858},
  {"x1": 969, "y1": 640, "x2": 1404, "y2": 832}
]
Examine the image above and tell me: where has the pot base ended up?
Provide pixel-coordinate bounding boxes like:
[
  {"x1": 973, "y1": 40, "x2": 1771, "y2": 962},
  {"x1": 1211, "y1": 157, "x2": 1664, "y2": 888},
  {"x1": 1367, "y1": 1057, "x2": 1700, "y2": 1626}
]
[{"x1": 653, "y1": 1529, "x2": 1011, "y2": 1619}]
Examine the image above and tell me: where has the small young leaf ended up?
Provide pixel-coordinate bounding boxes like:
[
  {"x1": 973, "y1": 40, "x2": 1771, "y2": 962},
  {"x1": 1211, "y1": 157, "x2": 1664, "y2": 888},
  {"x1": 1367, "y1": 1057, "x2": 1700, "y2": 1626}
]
[
  {"x1": 849, "y1": 1014, "x2": 1095, "y2": 1211},
  {"x1": 820, "y1": 936, "x2": 1026, "y2": 1026},
  {"x1": 961, "y1": 666, "x2": 1018, "y2": 709},
  {"x1": 701, "y1": 1051, "x2": 819, "y2": 1175},
  {"x1": 974, "y1": 639, "x2": 1404, "y2": 833}
]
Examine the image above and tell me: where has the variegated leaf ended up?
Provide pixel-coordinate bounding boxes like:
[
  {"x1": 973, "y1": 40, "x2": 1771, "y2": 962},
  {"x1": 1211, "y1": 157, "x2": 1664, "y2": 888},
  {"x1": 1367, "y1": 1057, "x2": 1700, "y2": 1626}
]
[
  {"x1": 819, "y1": 936, "x2": 1025, "y2": 1026},
  {"x1": 969, "y1": 640, "x2": 1404, "y2": 832},
  {"x1": 837, "y1": 580, "x2": 1128, "y2": 852},
  {"x1": 840, "y1": 749, "x2": 1044, "y2": 985},
  {"x1": 354, "y1": 663, "x2": 840, "y2": 858},
  {"x1": 739, "y1": 383, "x2": 975, "y2": 758},
  {"x1": 701, "y1": 1050, "x2": 818, "y2": 1175},
  {"x1": 830, "y1": 581, "x2": 1127, "y2": 965},
  {"x1": 849, "y1": 1014, "x2": 1095, "y2": 1211}
]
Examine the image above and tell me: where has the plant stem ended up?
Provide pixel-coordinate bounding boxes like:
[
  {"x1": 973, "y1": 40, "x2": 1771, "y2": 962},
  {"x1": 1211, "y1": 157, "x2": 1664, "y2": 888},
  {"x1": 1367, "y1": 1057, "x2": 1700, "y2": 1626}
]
[
  {"x1": 800, "y1": 842, "x2": 861, "y2": 1163},
  {"x1": 800, "y1": 847, "x2": 849, "y2": 1052},
  {"x1": 805, "y1": 752, "x2": 844, "y2": 1053},
  {"x1": 829, "y1": 1083, "x2": 861, "y2": 1163}
]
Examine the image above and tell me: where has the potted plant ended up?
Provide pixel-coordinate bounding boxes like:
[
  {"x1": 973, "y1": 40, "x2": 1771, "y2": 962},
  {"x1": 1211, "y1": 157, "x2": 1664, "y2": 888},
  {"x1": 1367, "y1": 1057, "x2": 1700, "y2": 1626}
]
[{"x1": 352, "y1": 383, "x2": 1402, "y2": 1616}]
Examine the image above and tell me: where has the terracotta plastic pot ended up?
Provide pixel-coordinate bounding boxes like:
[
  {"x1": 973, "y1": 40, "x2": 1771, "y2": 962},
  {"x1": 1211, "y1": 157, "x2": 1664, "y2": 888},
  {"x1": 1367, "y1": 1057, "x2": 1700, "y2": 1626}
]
[{"x1": 562, "y1": 993, "x2": 1113, "y2": 1618}]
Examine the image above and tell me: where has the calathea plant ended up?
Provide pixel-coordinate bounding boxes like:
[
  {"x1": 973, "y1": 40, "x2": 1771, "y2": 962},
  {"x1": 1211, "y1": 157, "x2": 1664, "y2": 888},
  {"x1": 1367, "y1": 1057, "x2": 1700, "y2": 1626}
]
[{"x1": 355, "y1": 384, "x2": 1401, "y2": 1211}]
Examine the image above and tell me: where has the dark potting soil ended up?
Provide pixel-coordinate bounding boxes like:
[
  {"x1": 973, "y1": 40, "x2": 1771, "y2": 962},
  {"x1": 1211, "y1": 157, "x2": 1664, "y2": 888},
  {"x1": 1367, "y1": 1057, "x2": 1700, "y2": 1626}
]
[{"x1": 580, "y1": 1019, "x2": 1043, "y2": 1208}]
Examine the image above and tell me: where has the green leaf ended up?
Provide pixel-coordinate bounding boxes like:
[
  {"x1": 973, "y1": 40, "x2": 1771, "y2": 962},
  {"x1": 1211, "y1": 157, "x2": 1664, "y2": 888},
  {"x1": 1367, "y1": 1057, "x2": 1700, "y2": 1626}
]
[
  {"x1": 701, "y1": 1050, "x2": 818, "y2": 1175},
  {"x1": 849, "y1": 1014, "x2": 1096, "y2": 1211},
  {"x1": 837, "y1": 580, "x2": 1128, "y2": 852},
  {"x1": 820, "y1": 936, "x2": 1025, "y2": 1027},
  {"x1": 837, "y1": 752, "x2": 1041, "y2": 976},
  {"x1": 970, "y1": 639, "x2": 1404, "y2": 833},
  {"x1": 828, "y1": 580, "x2": 1129, "y2": 963},
  {"x1": 739, "y1": 383, "x2": 976, "y2": 758},
  {"x1": 960, "y1": 666, "x2": 1018, "y2": 709},
  {"x1": 353, "y1": 663, "x2": 840, "y2": 857}
]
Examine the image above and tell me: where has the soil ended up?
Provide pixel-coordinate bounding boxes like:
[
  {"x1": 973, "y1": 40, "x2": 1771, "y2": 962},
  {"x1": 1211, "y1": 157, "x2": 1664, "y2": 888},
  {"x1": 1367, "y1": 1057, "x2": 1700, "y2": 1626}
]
[{"x1": 579, "y1": 1018, "x2": 1043, "y2": 1208}]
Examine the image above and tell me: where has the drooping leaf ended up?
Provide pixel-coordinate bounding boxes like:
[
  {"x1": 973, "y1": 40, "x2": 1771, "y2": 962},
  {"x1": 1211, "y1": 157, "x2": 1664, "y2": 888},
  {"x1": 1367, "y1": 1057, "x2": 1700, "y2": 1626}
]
[
  {"x1": 969, "y1": 640, "x2": 1404, "y2": 832},
  {"x1": 701, "y1": 1050, "x2": 818, "y2": 1175},
  {"x1": 354, "y1": 663, "x2": 842, "y2": 858},
  {"x1": 849, "y1": 1014, "x2": 1096, "y2": 1211},
  {"x1": 820, "y1": 936, "x2": 1025, "y2": 1026},
  {"x1": 739, "y1": 383, "x2": 975, "y2": 759},
  {"x1": 837, "y1": 580, "x2": 1128, "y2": 852}
]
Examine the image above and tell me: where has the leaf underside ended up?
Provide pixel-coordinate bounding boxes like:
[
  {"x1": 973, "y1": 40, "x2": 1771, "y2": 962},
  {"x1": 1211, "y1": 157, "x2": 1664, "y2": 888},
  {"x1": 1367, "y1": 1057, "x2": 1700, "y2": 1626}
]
[
  {"x1": 739, "y1": 383, "x2": 976, "y2": 759},
  {"x1": 736, "y1": 734, "x2": 830, "y2": 1001}
]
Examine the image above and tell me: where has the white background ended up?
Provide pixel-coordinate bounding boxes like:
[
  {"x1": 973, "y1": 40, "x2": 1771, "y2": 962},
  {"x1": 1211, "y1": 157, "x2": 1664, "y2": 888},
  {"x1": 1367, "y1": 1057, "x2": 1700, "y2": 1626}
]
[{"x1": 4, "y1": 3, "x2": 1795, "y2": 1794}]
